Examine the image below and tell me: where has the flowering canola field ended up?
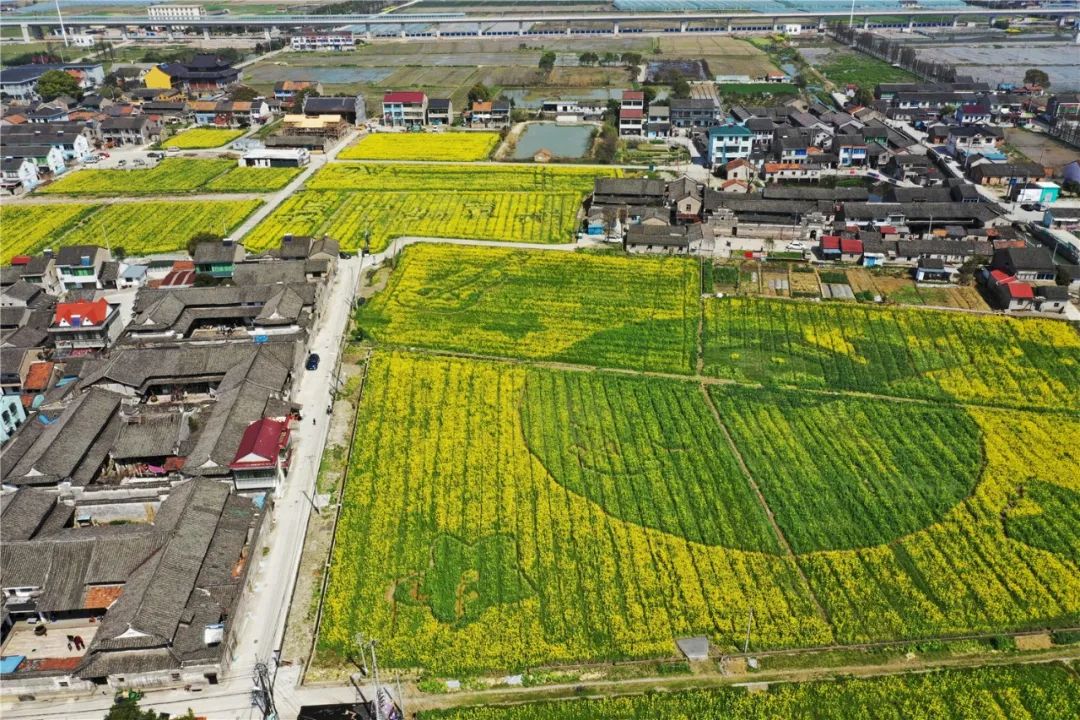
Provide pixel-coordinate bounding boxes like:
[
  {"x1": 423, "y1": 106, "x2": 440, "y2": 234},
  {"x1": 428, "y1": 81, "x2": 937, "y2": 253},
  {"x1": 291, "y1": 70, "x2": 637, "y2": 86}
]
[
  {"x1": 339, "y1": 132, "x2": 500, "y2": 161},
  {"x1": 41, "y1": 159, "x2": 300, "y2": 196},
  {"x1": 164, "y1": 127, "x2": 245, "y2": 149},
  {"x1": 1, "y1": 200, "x2": 260, "y2": 262},
  {"x1": 1, "y1": 204, "x2": 97, "y2": 263},
  {"x1": 703, "y1": 297, "x2": 1080, "y2": 409},
  {"x1": 244, "y1": 163, "x2": 616, "y2": 252},
  {"x1": 320, "y1": 349, "x2": 1080, "y2": 674},
  {"x1": 354, "y1": 244, "x2": 699, "y2": 373},
  {"x1": 420, "y1": 663, "x2": 1080, "y2": 719}
]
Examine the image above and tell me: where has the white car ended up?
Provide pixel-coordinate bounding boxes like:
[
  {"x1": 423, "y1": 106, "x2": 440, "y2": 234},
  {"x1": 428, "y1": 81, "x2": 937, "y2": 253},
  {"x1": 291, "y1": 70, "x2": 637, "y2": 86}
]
[
  {"x1": 84, "y1": 155, "x2": 100, "y2": 164},
  {"x1": 786, "y1": 241, "x2": 806, "y2": 250}
]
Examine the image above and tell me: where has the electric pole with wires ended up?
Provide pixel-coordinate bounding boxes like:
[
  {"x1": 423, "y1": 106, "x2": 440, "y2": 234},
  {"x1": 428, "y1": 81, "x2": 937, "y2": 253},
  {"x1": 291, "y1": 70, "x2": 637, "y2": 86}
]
[{"x1": 253, "y1": 660, "x2": 278, "y2": 720}]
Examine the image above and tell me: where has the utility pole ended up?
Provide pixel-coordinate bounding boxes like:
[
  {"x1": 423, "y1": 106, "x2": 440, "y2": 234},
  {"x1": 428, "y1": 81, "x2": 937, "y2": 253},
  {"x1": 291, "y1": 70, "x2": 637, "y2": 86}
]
[
  {"x1": 743, "y1": 607, "x2": 754, "y2": 654},
  {"x1": 253, "y1": 660, "x2": 278, "y2": 720}
]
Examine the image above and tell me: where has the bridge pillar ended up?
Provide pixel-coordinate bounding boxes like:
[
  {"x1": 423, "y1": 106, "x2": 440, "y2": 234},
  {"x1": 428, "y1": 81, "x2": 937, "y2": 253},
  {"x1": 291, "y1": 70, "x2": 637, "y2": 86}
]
[
  {"x1": 727, "y1": 21, "x2": 733, "y2": 33},
  {"x1": 773, "y1": 18, "x2": 780, "y2": 33},
  {"x1": 203, "y1": 27, "x2": 210, "y2": 41},
  {"x1": 908, "y1": 19, "x2": 915, "y2": 31},
  {"x1": 518, "y1": 20, "x2": 524, "y2": 36},
  {"x1": 566, "y1": 26, "x2": 571, "y2": 35},
  {"x1": 20, "y1": 23, "x2": 30, "y2": 42},
  {"x1": 264, "y1": 28, "x2": 272, "y2": 41},
  {"x1": 433, "y1": 28, "x2": 440, "y2": 38},
  {"x1": 988, "y1": 15, "x2": 996, "y2": 27},
  {"x1": 862, "y1": 17, "x2": 870, "y2": 30},
  {"x1": 477, "y1": 26, "x2": 482, "y2": 36},
  {"x1": 680, "y1": 20, "x2": 687, "y2": 33},
  {"x1": 613, "y1": 22, "x2": 619, "y2": 35}
]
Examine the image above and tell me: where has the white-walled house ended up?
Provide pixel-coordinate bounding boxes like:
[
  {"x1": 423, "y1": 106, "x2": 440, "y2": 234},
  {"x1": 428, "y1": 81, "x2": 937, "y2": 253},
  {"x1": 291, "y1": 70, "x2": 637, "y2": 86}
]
[{"x1": 0, "y1": 157, "x2": 39, "y2": 194}]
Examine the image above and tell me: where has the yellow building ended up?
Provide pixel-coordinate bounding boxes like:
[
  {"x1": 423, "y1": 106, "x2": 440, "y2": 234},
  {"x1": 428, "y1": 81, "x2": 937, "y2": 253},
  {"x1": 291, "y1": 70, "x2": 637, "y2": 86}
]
[{"x1": 144, "y1": 65, "x2": 174, "y2": 90}]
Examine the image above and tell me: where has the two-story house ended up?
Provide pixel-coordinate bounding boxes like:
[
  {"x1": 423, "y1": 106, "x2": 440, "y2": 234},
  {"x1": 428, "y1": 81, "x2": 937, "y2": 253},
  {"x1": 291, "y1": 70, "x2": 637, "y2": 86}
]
[
  {"x1": 101, "y1": 116, "x2": 162, "y2": 146},
  {"x1": 383, "y1": 91, "x2": 428, "y2": 128},
  {"x1": 670, "y1": 98, "x2": 720, "y2": 129},
  {"x1": 707, "y1": 125, "x2": 753, "y2": 167},
  {"x1": 55, "y1": 245, "x2": 110, "y2": 291},
  {"x1": 0, "y1": 157, "x2": 39, "y2": 194},
  {"x1": 48, "y1": 298, "x2": 123, "y2": 352}
]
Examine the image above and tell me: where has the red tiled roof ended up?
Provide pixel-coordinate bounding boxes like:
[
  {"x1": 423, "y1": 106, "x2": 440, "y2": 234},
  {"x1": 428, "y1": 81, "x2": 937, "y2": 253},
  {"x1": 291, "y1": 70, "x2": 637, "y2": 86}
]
[
  {"x1": 878, "y1": 225, "x2": 897, "y2": 234},
  {"x1": 383, "y1": 91, "x2": 426, "y2": 104},
  {"x1": 84, "y1": 585, "x2": 124, "y2": 610},
  {"x1": 23, "y1": 361, "x2": 53, "y2": 392},
  {"x1": 53, "y1": 299, "x2": 109, "y2": 328},
  {"x1": 160, "y1": 269, "x2": 195, "y2": 288},
  {"x1": 990, "y1": 269, "x2": 1015, "y2": 284},
  {"x1": 10, "y1": 255, "x2": 31, "y2": 265},
  {"x1": 620, "y1": 108, "x2": 643, "y2": 119},
  {"x1": 840, "y1": 237, "x2": 863, "y2": 255},
  {"x1": 230, "y1": 417, "x2": 290, "y2": 470},
  {"x1": 622, "y1": 90, "x2": 644, "y2": 101},
  {"x1": 820, "y1": 235, "x2": 841, "y2": 251},
  {"x1": 1005, "y1": 282, "x2": 1034, "y2": 299}
]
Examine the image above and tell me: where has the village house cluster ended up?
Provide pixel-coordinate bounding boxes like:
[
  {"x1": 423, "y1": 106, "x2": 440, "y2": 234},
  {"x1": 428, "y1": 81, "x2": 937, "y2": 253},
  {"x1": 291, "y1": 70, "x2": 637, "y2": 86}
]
[{"x1": 0, "y1": 232, "x2": 339, "y2": 694}]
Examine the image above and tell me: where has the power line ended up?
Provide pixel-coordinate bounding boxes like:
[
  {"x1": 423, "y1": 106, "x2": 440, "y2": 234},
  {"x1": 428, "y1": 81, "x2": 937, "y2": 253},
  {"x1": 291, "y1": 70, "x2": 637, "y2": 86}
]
[{"x1": 253, "y1": 661, "x2": 278, "y2": 720}]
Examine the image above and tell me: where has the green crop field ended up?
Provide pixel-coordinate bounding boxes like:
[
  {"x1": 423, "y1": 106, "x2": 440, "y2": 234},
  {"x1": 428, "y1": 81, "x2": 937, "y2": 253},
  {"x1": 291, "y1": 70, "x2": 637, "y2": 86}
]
[
  {"x1": 1, "y1": 200, "x2": 261, "y2": 262},
  {"x1": 702, "y1": 297, "x2": 1080, "y2": 409},
  {"x1": 815, "y1": 50, "x2": 917, "y2": 90},
  {"x1": 353, "y1": 245, "x2": 700, "y2": 373},
  {"x1": 420, "y1": 663, "x2": 1080, "y2": 719},
  {"x1": 41, "y1": 159, "x2": 301, "y2": 196}
]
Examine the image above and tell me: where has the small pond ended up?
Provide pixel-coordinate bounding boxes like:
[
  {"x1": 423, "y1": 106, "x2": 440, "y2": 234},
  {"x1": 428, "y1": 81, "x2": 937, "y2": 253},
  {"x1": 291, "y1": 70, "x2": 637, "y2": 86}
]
[{"x1": 512, "y1": 123, "x2": 594, "y2": 160}]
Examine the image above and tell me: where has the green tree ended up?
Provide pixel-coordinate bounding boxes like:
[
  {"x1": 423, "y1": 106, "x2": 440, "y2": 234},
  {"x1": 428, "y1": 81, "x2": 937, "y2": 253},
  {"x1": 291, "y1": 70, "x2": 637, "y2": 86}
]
[
  {"x1": 621, "y1": 52, "x2": 643, "y2": 67},
  {"x1": 578, "y1": 51, "x2": 599, "y2": 66},
  {"x1": 538, "y1": 50, "x2": 556, "y2": 73},
  {"x1": 642, "y1": 86, "x2": 657, "y2": 104},
  {"x1": 104, "y1": 695, "x2": 196, "y2": 720},
  {"x1": 1023, "y1": 68, "x2": 1050, "y2": 88},
  {"x1": 187, "y1": 230, "x2": 221, "y2": 257},
  {"x1": 467, "y1": 82, "x2": 491, "y2": 106},
  {"x1": 292, "y1": 85, "x2": 320, "y2": 111},
  {"x1": 36, "y1": 69, "x2": 80, "y2": 101},
  {"x1": 854, "y1": 87, "x2": 874, "y2": 106},
  {"x1": 230, "y1": 85, "x2": 260, "y2": 101},
  {"x1": 601, "y1": 51, "x2": 619, "y2": 66},
  {"x1": 671, "y1": 77, "x2": 691, "y2": 99}
]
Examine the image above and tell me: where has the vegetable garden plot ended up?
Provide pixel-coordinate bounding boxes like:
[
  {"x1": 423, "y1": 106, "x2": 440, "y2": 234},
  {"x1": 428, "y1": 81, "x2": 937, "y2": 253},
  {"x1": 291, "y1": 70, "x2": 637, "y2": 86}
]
[{"x1": 307, "y1": 162, "x2": 616, "y2": 193}]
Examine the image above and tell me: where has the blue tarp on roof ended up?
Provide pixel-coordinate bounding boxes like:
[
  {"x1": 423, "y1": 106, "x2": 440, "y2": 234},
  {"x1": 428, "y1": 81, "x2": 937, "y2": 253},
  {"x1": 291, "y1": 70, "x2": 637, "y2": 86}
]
[{"x1": 0, "y1": 656, "x2": 25, "y2": 674}]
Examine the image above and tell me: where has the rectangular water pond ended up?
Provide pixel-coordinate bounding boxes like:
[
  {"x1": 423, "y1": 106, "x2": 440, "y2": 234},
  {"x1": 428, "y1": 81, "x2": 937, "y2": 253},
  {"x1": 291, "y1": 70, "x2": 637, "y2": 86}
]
[{"x1": 512, "y1": 123, "x2": 594, "y2": 160}]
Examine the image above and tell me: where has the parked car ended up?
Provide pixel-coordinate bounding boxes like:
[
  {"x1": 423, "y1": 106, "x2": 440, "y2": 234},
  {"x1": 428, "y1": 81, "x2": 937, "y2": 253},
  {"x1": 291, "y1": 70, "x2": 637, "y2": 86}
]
[
  {"x1": 146, "y1": 151, "x2": 164, "y2": 159},
  {"x1": 98, "y1": 151, "x2": 110, "y2": 158},
  {"x1": 305, "y1": 353, "x2": 320, "y2": 371},
  {"x1": 84, "y1": 155, "x2": 100, "y2": 164},
  {"x1": 117, "y1": 160, "x2": 127, "y2": 167},
  {"x1": 1021, "y1": 203, "x2": 1045, "y2": 212},
  {"x1": 786, "y1": 241, "x2": 806, "y2": 250}
]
